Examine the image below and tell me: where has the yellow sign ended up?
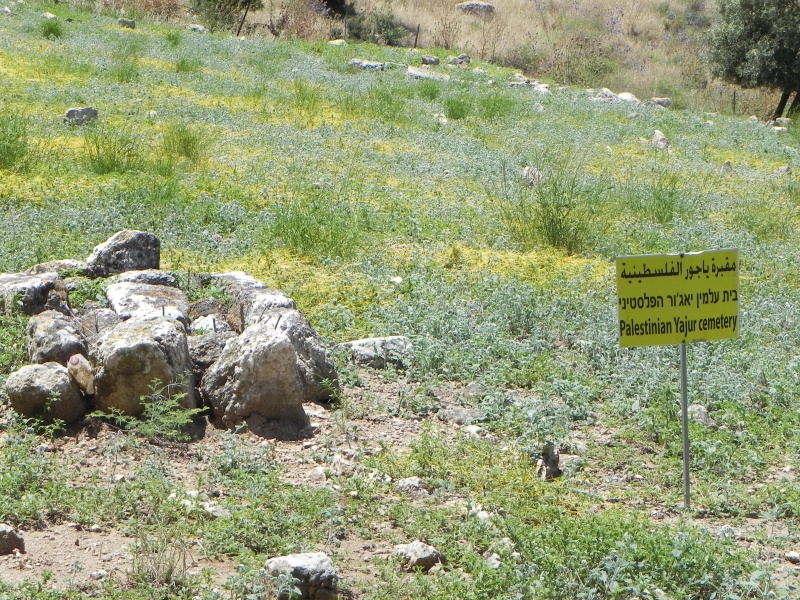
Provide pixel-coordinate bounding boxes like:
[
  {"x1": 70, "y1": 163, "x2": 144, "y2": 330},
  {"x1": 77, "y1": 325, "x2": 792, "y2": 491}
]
[{"x1": 616, "y1": 250, "x2": 739, "y2": 347}]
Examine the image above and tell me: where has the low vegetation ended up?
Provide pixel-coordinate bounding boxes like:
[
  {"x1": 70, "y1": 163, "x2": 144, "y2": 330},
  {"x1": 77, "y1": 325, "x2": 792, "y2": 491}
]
[{"x1": 0, "y1": 0, "x2": 799, "y2": 597}]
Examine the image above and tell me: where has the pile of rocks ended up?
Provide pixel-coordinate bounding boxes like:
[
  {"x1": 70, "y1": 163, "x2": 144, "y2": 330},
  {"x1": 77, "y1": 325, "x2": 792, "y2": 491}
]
[{"x1": 1, "y1": 230, "x2": 344, "y2": 439}]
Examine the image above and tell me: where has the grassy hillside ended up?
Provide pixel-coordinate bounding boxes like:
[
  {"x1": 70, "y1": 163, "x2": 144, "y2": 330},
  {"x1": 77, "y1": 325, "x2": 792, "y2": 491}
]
[
  {"x1": 249, "y1": 0, "x2": 780, "y2": 117},
  {"x1": 1, "y1": 0, "x2": 799, "y2": 597}
]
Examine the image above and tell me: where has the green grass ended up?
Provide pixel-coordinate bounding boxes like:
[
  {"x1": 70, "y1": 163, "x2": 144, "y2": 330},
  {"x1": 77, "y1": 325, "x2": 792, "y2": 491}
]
[
  {"x1": 0, "y1": 1, "x2": 799, "y2": 597},
  {"x1": 39, "y1": 19, "x2": 64, "y2": 39},
  {"x1": 83, "y1": 125, "x2": 144, "y2": 174},
  {"x1": 0, "y1": 113, "x2": 31, "y2": 170}
]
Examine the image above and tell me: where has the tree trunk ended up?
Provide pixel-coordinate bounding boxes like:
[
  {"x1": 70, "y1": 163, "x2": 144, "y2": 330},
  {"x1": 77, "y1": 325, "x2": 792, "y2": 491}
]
[
  {"x1": 772, "y1": 89, "x2": 792, "y2": 120},
  {"x1": 789, "y1": 90, "x2": 800, "y2": 116}
]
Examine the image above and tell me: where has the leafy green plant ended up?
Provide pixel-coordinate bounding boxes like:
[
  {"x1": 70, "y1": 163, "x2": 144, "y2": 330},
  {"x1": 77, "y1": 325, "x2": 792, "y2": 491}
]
[
  {"x1": 345, "y1": 10, "x2": 408, "y2": 46},
  {"x1": 269, "y1": 193, "x2": 373, "y2": 260},
  {"x1": 128, "y1": 530, "x2": 190, "y2": 589},
  {"x1": 225, "y1": 565, "x2": 301, "y2": 600},
  {"x1": 191, "y1": 0, "x2": 264, "y2": 32},
  {"x1": 90, "y1": 381, "x2": 203, "y2": 442},
  {"x1": 416, "y1": 79, "x2": 442, "y2": 101},
  {"x1": 110, "y1": 60, "x2": 139, "y2": 82},
  {"x1": 477, "y1": 90, "x2": 517, "y2": 121},
  {"x1": 83, "y1": 124, "x2": 144, "y2": 174}
]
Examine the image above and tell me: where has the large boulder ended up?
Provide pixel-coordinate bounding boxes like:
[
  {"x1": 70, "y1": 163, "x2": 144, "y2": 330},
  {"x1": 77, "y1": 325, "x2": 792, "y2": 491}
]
[
  {"x1": 105, "y1": 281, "x2": 189, "y2": 323},
  {"x1": 0, "y1": 272, "x2": 64, "y2": 316},
  {"x1": 114, "y1": 269, "x2": 178, "y2": 287},
  {"x1": 209, "y1": 271, "x2": 294, "y2": 331},
  {"x1": 264, "y1": 552, "x2": 338, "y2": 600},
  {"x1": 251, "y1": 309, "x2": 338, "y2": 402},
  {"x1": 27, "y1": 259, "x2": 88, "y2": 277},
  {"x1": 456, "y1": 1, "x2": 495, "y2": 15},
  {"x1": 200, "y1": 324, "x2": 310, "y2": 438},
  {"x1": 86, "y1": 230, "x2": 160, "y2": 278},
  {"x1": 187, "y1": 330, "x2": 237, "y2": 383},
  {"x1": 5, "y1": 362, "x2": 86, "y2": 423},
  {"x1": 393, "y1": 540, "x2": 444, "y2": 571},
  {"x1": 92, "y1": 318, "x2": 196, "y2": 416},
  {"x1": 26, "y1": 310, "x2": 88, "y2": 365}
]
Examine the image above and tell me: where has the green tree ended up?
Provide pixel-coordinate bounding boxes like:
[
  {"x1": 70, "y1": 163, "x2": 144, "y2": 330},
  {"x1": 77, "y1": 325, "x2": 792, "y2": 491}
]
[
  {"x1": 708, "y1": 0, "x2": 800, "y2": 119},
  {"x1": 191, "y1": 0, "x2": 264, "y2": 32}
]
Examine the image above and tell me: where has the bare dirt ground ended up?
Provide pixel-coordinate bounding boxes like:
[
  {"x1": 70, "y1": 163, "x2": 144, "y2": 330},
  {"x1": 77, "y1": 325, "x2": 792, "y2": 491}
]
[{"x1": 0, "y1": 371, "x2": 798, "y2": 596}]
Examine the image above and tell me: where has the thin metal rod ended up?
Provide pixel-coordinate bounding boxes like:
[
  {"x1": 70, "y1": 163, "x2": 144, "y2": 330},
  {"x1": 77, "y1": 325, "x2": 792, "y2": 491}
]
[{"x1": 680, "y1": 343, "x2": 691, "y2": 510}]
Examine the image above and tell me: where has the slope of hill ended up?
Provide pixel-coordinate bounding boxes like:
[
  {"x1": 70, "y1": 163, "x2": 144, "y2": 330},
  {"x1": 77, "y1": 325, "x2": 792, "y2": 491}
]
[{"x1": 0, "y1": 1, "x2": 799, "y2": 597}]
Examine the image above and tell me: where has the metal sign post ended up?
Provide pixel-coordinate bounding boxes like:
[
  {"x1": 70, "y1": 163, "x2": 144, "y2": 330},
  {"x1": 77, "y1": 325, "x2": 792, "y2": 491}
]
[
  {"x1": 616, "y1": 250, "x2": 740, "y2": 511},
  {"x1": 680, "y1": 343, "x2": 690, "y2": 509}
]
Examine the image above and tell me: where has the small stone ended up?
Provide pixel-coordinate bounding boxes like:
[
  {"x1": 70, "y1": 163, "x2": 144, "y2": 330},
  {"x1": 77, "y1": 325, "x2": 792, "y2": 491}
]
[
  {"x1": 462, "y1": 424, "x2": 484, "y2": 437},
  {"x1": 308, "y1": 466, "x2": 327, "y2": 482},
  {"x1": 0, "y1": 524, "x2": 24, "y2": 554},
  {"x1": 350, "y1": 58, "x2": 385, "y2": 70},
  {"x1": 786, "y1": 551, "x2": 800, "y2": 564},
  {"x1": 265, "y1": 552, "x2": 338, "y2": 599},
  {"x1": 393, "y1": 540, "x2": 444, "y2": 571},
  {"x1": 328, "y1": 39, "x2": 346, "y2": 46},
  {"x1": 201, "y1": 502, "x2": 231, "y2": 519},
  {"x1": 394, "y1": 476, "x2": 425, "y2": 494},
  {"x1": 653, "y1": 130, "x2": 670, "y2": 150},
  {"x1": 484, "y1": 553, "x2": 503, "y2": 569},
  {"x1": 90, "y1": 570, "x2": 107, "y2": 580},
  {"x1": 64, "y1": 107, "x2": 98, "y2": 125},
  {"x1": 117, "y1": 18, "x2": 135, "y2": 29}
]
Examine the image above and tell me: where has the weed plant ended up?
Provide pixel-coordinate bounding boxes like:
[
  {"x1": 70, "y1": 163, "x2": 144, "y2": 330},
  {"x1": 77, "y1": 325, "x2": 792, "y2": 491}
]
[
  {"x1": 494, "y1": 153, "x2": 606, "y2": 254},
  {"x1": 175, "y1": 56, "x2": 202, "y2": 73},
  {"x1": 0, "y1": 113, "x2": 31, "y2": 170},
  {"x1": 443, "y1": 96, "x2": 471, "y2": 120},
  {"x1": 160, "y1": 122, "x2": 206, "y2": 166},
  {"x1": 83, "y1": 125, "x2": 144, "y2": 174},
  {"x1": 39, "y1": 19, "x2": 64, "y2": 39},
  {"x1": 90, "y1": 381, "x2": 203, "y2": 442}
]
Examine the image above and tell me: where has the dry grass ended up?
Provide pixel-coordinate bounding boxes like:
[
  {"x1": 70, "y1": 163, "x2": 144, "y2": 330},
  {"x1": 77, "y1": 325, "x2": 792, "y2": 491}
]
[{"x1": 94, "y1": 0, "x2": 781, "y2": 117}]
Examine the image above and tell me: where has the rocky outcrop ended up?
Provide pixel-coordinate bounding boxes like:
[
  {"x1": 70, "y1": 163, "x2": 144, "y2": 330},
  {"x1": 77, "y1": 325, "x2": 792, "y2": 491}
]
[
  {"x1": 456, "y1": 1, "x2": 495, "y2": 15},
  {"x1": 2, "y1": 231, "x2": 339, "y2": 439},
  {"x1": 253, "y1": 309, "x2": 339, "y2": 403},
  {"x1": 0, "y1": 272, "x2": 64, "y2": 316},
  {"x1": 27, "y1": 310, "x2": 88, "y2": 365},
  {"x1": 105, "y1": 281, "x2": 189, "y2": 323},
  {"x1": 92, "y1": 318, "x2": 196, "y2": 416},
  {"x1": 86, "y1": 230, "x2": 160, "y2": 278},
  {"x1": 5, "y1": 362, "x2": 86, "y2": 423},
  {"x1": 200, "y1": 325, "x2": 310, "y2": 438}
]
